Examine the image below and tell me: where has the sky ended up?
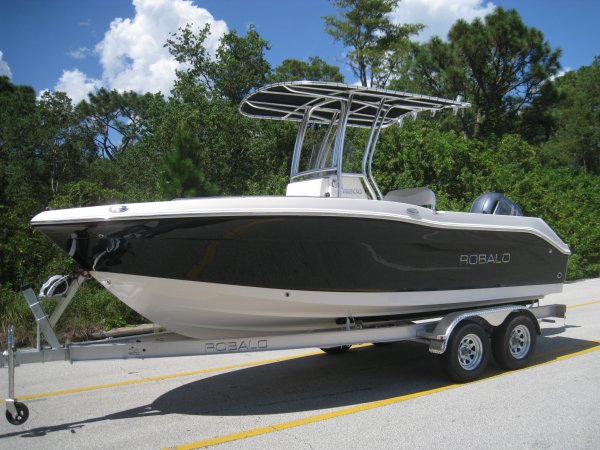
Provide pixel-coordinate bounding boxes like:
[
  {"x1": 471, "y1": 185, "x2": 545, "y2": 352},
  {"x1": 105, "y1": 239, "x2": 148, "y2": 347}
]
[{"x1": 0, "y1": 0, "x2": 598, "y2": 104}]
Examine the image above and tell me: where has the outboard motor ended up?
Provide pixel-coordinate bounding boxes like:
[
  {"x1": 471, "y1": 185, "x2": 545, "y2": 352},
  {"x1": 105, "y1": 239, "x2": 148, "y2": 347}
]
[{"x1": 470, "y1": 192, "x2": 523, "y2": 216}]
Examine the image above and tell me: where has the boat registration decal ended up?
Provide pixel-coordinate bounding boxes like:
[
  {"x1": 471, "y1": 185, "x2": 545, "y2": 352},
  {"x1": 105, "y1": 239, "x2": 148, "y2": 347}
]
[{"x1": 459, "y1": 253, "x2": 511, "y2": 265}]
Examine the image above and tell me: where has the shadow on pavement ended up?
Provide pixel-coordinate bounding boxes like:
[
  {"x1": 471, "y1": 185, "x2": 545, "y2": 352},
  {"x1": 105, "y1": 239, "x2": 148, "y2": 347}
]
[{"x1": 1, "y1": 334, "x2": 597, "y2": 439}]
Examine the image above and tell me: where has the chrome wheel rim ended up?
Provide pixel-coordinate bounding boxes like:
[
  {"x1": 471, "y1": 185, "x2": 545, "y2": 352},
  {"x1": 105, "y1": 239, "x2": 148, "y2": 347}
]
[
  {"x1": 458, "y1": 333, "x2": 483, "y2": 370},
  {"x1": 509, "y1": 324, "x2": 531, "y2": 359}
]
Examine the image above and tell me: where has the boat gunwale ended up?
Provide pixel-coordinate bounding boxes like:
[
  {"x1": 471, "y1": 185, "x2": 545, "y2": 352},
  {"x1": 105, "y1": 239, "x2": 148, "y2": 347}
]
[{"x1": 31, "y1": 200, "x2": 571, "y2": 256}]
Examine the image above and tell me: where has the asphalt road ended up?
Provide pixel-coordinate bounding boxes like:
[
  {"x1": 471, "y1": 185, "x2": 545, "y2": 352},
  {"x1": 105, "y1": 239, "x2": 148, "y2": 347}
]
[{"x1": 1, "y1": 279, "x2": 599, "y2": 449}]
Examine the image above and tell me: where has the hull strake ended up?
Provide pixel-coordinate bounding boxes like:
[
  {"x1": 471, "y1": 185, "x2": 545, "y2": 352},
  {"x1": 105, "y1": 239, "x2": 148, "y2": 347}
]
[
  {"x1": 36, "y1": 215, "x2": 569, "y2": 292},
  {"x1": 93, "y1": 272, "x2": 564, "y2": 339}
]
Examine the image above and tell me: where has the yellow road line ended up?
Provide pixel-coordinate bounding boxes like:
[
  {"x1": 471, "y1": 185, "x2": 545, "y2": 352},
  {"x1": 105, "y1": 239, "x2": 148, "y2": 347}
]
[
  {"x1": 172, "y1": 384, "x2": 460, "y2": 450},
  {"x1": 169, "y1": 342, "x2": 600, "y2": 450},
  {"x1": 567, "y1": 299, "x2": 600, "y2": 309},
  {"x1": 0, "y1": 350, "x2": 323, "y2": 405}
]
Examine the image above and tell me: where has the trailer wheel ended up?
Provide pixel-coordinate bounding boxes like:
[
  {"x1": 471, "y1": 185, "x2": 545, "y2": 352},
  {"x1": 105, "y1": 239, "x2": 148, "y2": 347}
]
[
  {"x1": 442, "y1": 322, "x2": 490, "y2": 382},
  {"x1": 6, "y1": 402, "x2": 29, "y2": 425},
  {"x1": 492, "y1": 314, "x2": 537, "y2": 370},
  {"x1": 320, "y1": 345, "x2": 352, "y2": 354}
]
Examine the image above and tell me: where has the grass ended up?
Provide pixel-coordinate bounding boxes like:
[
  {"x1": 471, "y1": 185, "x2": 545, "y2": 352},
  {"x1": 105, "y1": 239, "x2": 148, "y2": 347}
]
[{"x1": 0, "y1": 281, "x2": 148, "y2": 350}]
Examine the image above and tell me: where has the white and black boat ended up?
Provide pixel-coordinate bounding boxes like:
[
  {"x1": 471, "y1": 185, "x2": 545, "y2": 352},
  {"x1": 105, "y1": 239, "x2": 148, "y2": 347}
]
[{"x1": 31, "y1": 82, "x2": 570, "y2": 340}]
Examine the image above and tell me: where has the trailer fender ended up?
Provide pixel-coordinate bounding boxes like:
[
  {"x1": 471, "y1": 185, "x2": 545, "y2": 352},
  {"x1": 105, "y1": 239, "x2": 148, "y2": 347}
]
[{"x1": 419, "y1": 305, "x2": 531, "y2": 355}]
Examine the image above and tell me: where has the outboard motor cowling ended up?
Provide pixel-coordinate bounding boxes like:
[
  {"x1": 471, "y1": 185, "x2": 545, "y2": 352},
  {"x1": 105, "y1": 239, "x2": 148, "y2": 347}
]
[{"x1": 470, "y1": 192, "x2": 523, "y2": 216}]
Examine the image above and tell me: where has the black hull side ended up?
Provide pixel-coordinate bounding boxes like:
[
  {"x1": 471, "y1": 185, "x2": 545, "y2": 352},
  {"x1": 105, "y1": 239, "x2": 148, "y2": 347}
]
[{"x1": 35, "y1": 215, "x2": 568, "y2": 292}]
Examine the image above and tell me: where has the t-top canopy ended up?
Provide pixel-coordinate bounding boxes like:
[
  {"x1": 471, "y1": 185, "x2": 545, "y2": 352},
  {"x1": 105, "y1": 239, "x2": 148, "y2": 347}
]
[{"x1": 240, "y1": 81, "x2": 470, "y2": 128}]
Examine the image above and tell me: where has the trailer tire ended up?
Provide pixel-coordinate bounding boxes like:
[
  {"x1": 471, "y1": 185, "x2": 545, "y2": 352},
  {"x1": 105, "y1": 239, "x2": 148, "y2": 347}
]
[
  {"x1": 442, "y1": 322, "x2": 490, "y2": 382},
  {"x1": 492, "y1": 314, "x2": 537, "y2": 370},
  {"x1": 6, "y1": 402, "x2": 29, "y2": 425},
  {"x1": 320, "y1": 345, "x2": 352, "y2": 354}
]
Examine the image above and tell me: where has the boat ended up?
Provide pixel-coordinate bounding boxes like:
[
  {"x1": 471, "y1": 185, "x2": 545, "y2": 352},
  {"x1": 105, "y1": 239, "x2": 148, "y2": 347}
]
[{"x1": 30, "y1": 81, "x2": 570, "y2": 340}]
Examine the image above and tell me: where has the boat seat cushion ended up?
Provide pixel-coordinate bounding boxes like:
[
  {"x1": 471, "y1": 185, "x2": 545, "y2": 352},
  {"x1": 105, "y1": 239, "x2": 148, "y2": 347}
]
[{"x1": 384, "y1": 187, "x2": 437, "y2": 210}]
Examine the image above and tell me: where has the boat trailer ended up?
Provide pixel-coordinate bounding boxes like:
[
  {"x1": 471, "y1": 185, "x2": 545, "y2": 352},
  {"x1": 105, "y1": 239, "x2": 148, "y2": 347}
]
[{"x1": 2, "y1": 273, "x2": 566, "y2": 425}]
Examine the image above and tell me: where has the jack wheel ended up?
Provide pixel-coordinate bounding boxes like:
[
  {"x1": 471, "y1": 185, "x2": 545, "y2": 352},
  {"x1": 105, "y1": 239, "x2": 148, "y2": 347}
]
[
  {"x1": 321, "y1": 345, "x2": 352, "y2": 354},
  {"x1": 442, "y1": 322, "x2": 490, "y2": 382},
  {"x1": 6, "y1": 402, "x2": 29, "y2": 425}
]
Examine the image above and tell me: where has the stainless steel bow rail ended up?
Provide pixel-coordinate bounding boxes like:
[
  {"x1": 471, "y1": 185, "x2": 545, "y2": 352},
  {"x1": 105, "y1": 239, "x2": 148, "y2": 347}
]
[{"x1": 2, "y1": 273, "x2": 566, "y2": 425}]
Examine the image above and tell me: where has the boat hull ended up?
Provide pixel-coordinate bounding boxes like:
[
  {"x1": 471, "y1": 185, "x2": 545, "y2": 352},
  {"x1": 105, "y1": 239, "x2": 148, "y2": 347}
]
[
  {"x1": 35, "y1": 214, "x2": 568, "y2": 292},
  {"x1": 31, "y1": 197, "x2": 570, "y2": 339},
  {"x1": 92, "y1": 271, "x2": 565, "y2": 339}
]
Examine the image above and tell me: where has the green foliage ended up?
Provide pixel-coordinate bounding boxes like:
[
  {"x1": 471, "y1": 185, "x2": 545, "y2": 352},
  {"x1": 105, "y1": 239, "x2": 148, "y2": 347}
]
[
  {"x1": 518, "y1": 80, "x2": 561, "y2": 145},
  {"x1": 376, "y1": 121, "x2": 478, "y2": 207},
  {"x1": 244, "y1": 119, "x2": 297, "y2": 195},
  {"x1": 0, "y1": 76, "x2": 49, "y2": 205},
  {"x1": 324, "y1": 0, "x2": 423, "y2": 87},
  {"x1": 412, "y1": 7, "x2": 561, "y2": 137},
  {"x1": 541, "y1": 58, "x2": 600, "y2": 174},
  {"x1": 0, "y1": 282, "x2": 148, "y2": 349},
  {"x1": 0, "y1": 199, "x2": 73, "y2": 290},
  {"x1": 166, "y1": 24, "x2": 271, "y2": 104},
  {"x1": 509, "y1": 168, "x2": 600, "y2": 279},
  {"x1": 50, "y1": 180, "x2": 125, "y2": 209},
  {"x1": 75, "y1": 88, "x2": 160, "y2": 160},
  {"x1": 214, "y1": 25, "x2": 271, "y2": 104},
  {"x1": 166, "y1": 23, "x2": 214, "y2": 96},
  {"x1": 159, "y1": 122, "x2": 219, "y2": 199},
  {"x1": 0, "y1": 285, "x2": 33, "y2": 348},
  {"x1": 35, "y1": 91, "x2": 95, "y2": 196},
  {"x1": 272, "y1": 56, "x2": 345, "y2": 83}
]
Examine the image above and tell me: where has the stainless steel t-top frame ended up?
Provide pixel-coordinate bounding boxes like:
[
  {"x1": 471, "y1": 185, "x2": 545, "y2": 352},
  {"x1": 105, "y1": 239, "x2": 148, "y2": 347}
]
[{"x1": 239, "y1": 81, "x2": 471, "y2": 199}]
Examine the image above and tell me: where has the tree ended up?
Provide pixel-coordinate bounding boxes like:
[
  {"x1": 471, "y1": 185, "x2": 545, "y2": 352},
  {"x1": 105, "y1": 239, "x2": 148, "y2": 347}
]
[
  {"x1": 541, "y1": 57, "x2": 600, "y2": 173},
  {"x1": 76, "y1": 88, "x2": 158, "y2": 160},
  {"x1": 413, "y1": 7, "x2": 561, "y2": 137},
  {"x1": 323, "y1": 0, "x2": 423, "y2": 87},
  {"x1": 0, "y1": 79, "x2": 91, "y2": 288},
  {"x1": 159, "y1": 122, "x2": 219, "y2": 199},
  {"x1": 214, "y1": 25, "x2": 271, "y2": 104},
  {"x1": 0, "y1": 77, "x2": 45, "y2": 287},
  {"x1": 161, "y1": 24, "x2": 289, "y2": 196},
  {"x1": 272, "y1": 56, "x2": 344, "y2": 83},
  {"x1": 0, "y1": 76, "x2": 40, "y2": 204},
  {"x1": 166, "y1": 23, "x2": 215, "y2": 97},
  {"x1": 375, "y1": 116, "x2": 547, "y2": 203},
  {"x1": 0, "y1": 80, "x2": 93, "y2": 210},
  {"x1": 37, "y1": 91, "x2": 96, "y2": 195},
  {"x1": 166, "y1": 24, "x2": 271, "y2": 104},
  {"x1": 517, "y1": 79, "x2": 561, "y2": 144}
]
